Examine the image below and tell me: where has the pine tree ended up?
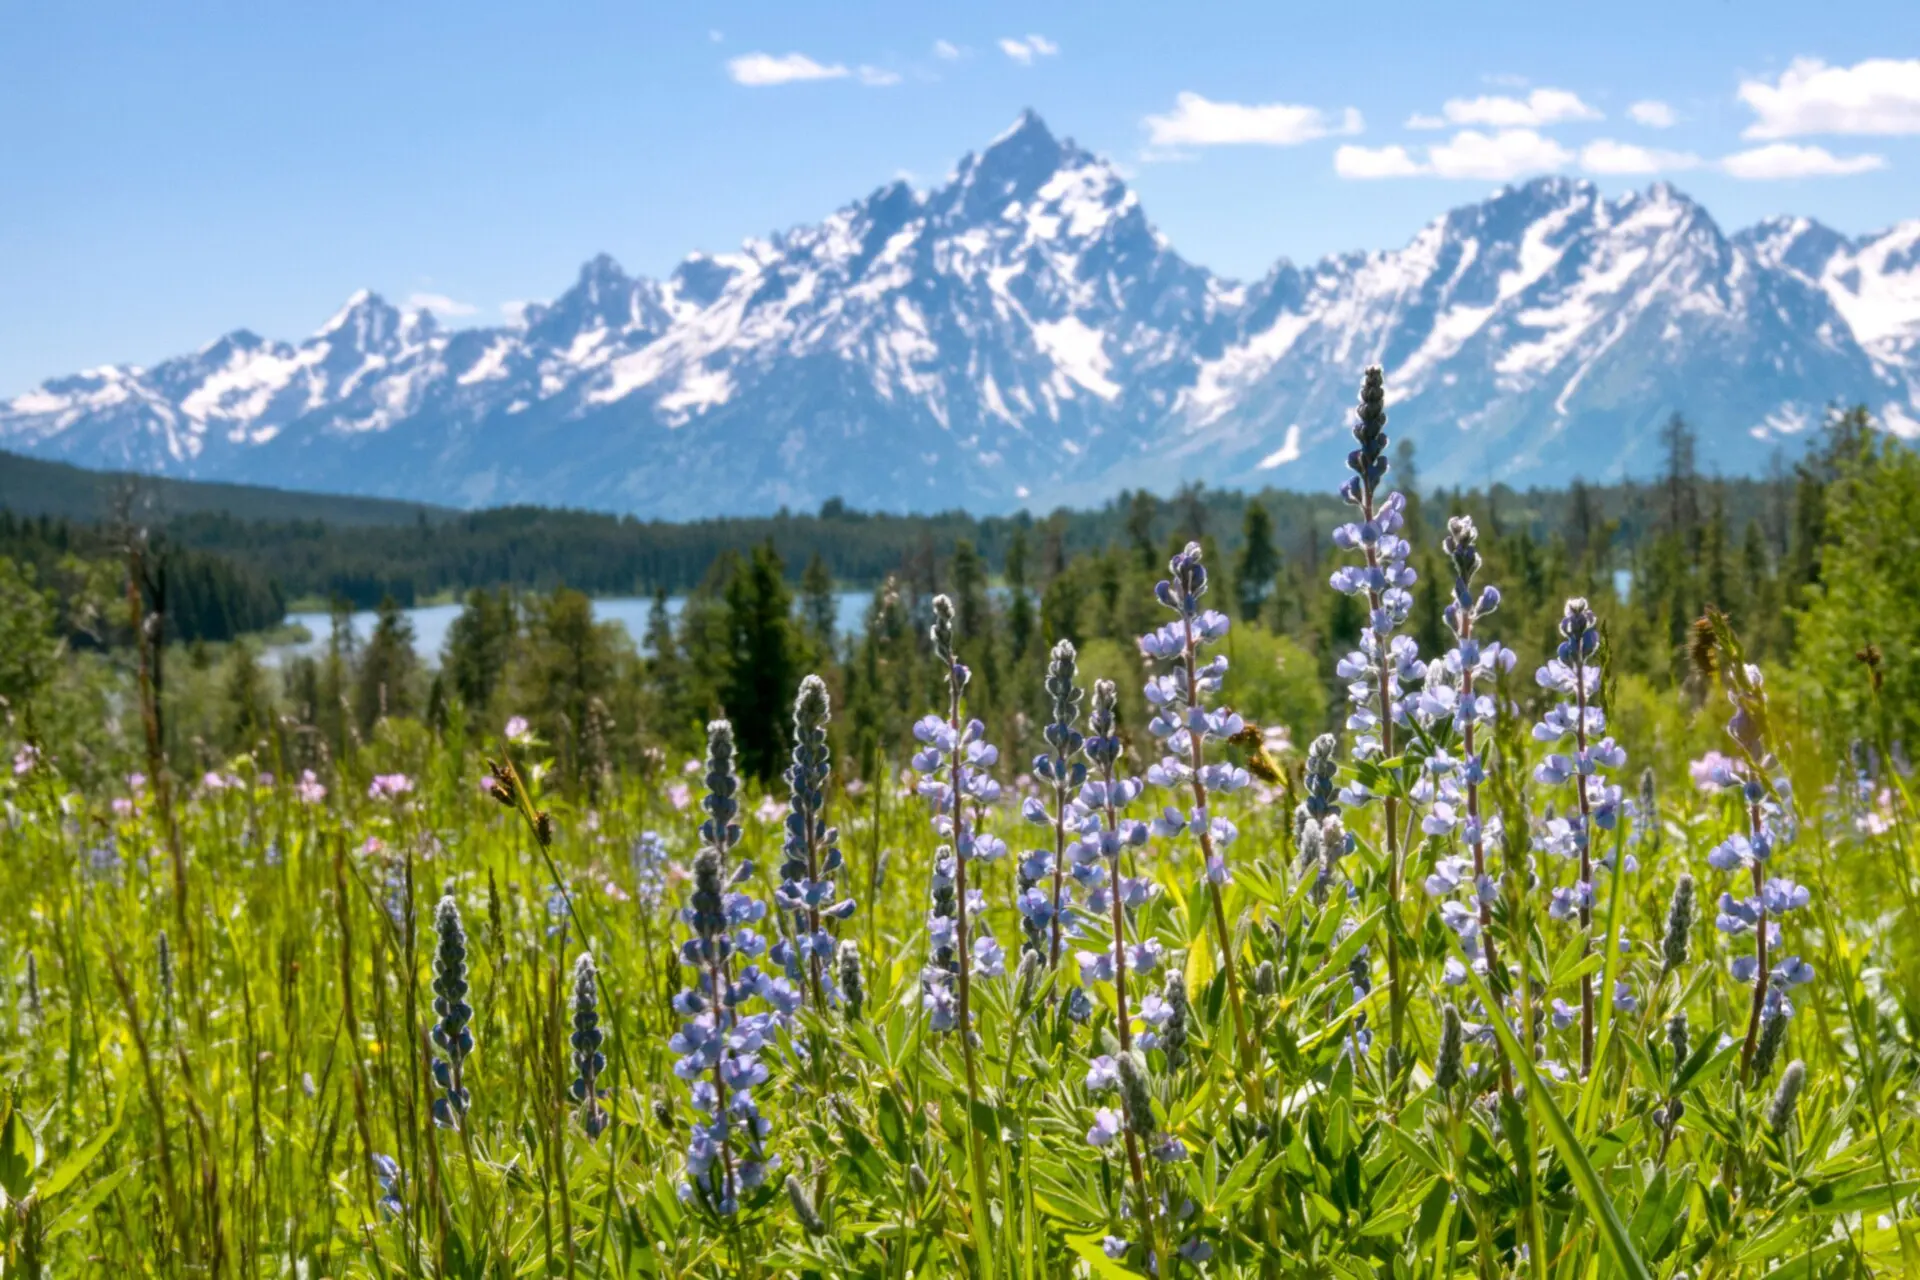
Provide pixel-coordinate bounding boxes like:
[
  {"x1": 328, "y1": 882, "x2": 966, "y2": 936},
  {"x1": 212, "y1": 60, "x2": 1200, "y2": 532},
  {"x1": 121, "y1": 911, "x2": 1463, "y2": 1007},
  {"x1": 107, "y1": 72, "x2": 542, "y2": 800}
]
[
  {"x1": 526, "y1": 587, "x2": 620, "y2": 790},
  {"x1": 444, "y1": 588, "x2": 517, "y2": 720},
  {"x1": 799, "y1": 553, "x2": 837, "y2": 661},
  {"x1": 221, "y1": 643, "x2": 271, "y2": 751},
  {"x1": 722, "y1": 543, "x2": 797, "y2": 782},
  {"x1": 354, "y1": 595, "x2": 419, "y2": 735},
  {"x1": 1004, "y1": 526, "x2": 1036, "y2": 663},
  {"x1": 1235, "y1": 501, "x2": 1279, "y2": 621}
]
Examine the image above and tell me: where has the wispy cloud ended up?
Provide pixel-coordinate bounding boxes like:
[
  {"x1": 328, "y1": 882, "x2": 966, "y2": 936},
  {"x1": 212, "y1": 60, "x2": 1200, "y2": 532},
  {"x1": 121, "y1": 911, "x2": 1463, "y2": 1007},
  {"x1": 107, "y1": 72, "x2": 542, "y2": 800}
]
[
  {"x1": 998, "y1": 34, "x2": 1059, "y2": 66},
  {"x1": 1411, "y1": 87, "x2": 1602, "y2": 130},
  {"x1": 1579, "y1": 138, "x2": 1700, "y2": 174},
  {"x1": 407, "y1": 292, "x2": 477, "y2": 319},
  {"x1": 1738, "y1": 57, "x2": 1920, "y2": 139},
  {"x1": 727, "y1": 52, "x2": 848, "y2": 86},
  {"x1": 1720, "y1": 142, "x2": 1887, "y2": 179},
  {"x1": 932, "y1": 39, "x2": 964, "y2": 61},
  {"x1": 858, "y1": 66, "x2": 902, "y2": 87},
  {"x1": 1144, "y1": 92, "x2": 1362, "y2": 147},
  {"x1": 1628, "y1": 100, "x2": 1677, "y2": 128}
]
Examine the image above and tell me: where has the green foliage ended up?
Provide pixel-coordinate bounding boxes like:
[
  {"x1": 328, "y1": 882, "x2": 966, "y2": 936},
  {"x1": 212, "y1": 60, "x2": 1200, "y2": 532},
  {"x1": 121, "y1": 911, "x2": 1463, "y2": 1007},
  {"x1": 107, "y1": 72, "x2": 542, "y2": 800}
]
[
  {"x1": 1793, "y1": 416, "x2": 1920, "y2": 748},
  {"x1": 0, "y1": 556, "x2": 57, "y2": 713}
]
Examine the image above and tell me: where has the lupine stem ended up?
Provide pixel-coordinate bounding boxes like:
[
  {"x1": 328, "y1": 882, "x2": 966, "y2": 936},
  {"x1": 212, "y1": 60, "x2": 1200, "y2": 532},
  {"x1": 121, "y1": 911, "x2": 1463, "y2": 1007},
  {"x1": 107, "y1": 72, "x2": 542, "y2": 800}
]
[
  {"x1": 1096, "y1": 757, "x2": 1160, "y2": 1274},
  {"x1": 1180, "y1": 614, "x2": 1259, "y2": 1110},
  {"x1": 1457, "y1": 615, "x2": 1514, "y2": 1100},
  {"x1": 944, "y1": 670, "x2": 996, "y2": 1280},
  {"x1": 1573, "y1": 658, "x2": 1597, "y2": 1078},
  {"x1": 1738, "y1": 799, "x2": 1771, "y2": 1084},
  {"x1": 1046, "y1": 760, "x2": 1070, "y2": 971}
]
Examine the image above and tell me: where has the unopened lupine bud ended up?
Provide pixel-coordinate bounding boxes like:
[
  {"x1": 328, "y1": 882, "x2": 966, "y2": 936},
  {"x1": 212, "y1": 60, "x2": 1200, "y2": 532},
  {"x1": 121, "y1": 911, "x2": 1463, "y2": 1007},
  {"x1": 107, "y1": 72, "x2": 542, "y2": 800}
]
[
  {"x1": 1667, "y1": 1012, "x2": 1689, "y2": 1073},
  {"x1": 569, "y1": 951, "x2": 608, "y2": 1138},
  {"x1": 909, "y1": 1163, "x2": 930, "y2": 1198},
  {"x1": 1013, "y1": 949, "x2": 1042, "y2": 1010},
  {"x1": 837, "y1": 939, "x2": 866, "y2": 1021},
  {"x1": 1767, "y1": 1060, "x2": 1805, "y2": 1134},
  {"x1": 429, "y1": 896, "x2": 475, "y2": 1128},
  {"x1": 1751, "y1": 1010, "x2": 1788, "y2": 1082},
  {"x1": 1159, "y1": 967, "x2": 1190, "y2": 1071},
  {"x1": 785, "y1": 1174, "x2": 827, "y2": 1235},
  {"x1": 1253, "y1": 960, "x2": 1277, "y2": 998},
  {"x1": 1661, "y1": 875, "x2": 1695, "y2": 974},
  {"x1": 1435, "y1": 1004, "x2": 1463, "y2": 1095},
  {"x1": 1116, "y1": 1050, "x2": 1156, "y2": 1143},
  {"x1": 156, "y1": 930, "x2": 174, "y2": 1008}
]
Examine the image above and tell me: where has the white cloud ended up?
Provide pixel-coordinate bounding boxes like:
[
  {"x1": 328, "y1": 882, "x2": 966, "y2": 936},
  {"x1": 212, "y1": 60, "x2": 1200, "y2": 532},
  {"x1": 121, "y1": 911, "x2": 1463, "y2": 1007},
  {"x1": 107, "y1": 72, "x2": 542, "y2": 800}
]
[
  {"x1": 1739, "y1": 57, "x2": 1920, "y2": 138},
  {"x1": 1720, "y1": 142, "x2": 1888, "y2": 179},
  {"x1": 1144, "y1": 92, "x2": 1363, "y2": 147},
  {"x1": 1435, "y1": 87, "x2": 1602, "y2": 128},
  {"x1": 998, "y1": 34, "x2": 1059, "y2": 65},
  {"x1": 1579, "y1": 138, "x2": 1700, "y2": 174},
  {"x1": 1628, "y1": 99, "x2": 1677, "y2": 128},
  {"x1": 1335, "y1": 144, "x2": 1427, "y2": 179},
  {"x1": 500, "y1": 301, "x2": 532, "y2": 324},
  {"x1": 1406, "y1": 112, "x2": 1448, "y2": 130},
  {"x1": 932, "y1": 39, "x2": 963, "y2": 60},
  {"x1": 858, "y1": 65, "x2": 901, "y2": 87},
  {"x1": 727, "y1": 52, "x2": 848, "y2": 86},
  {"x1": 407, "y1": 292, "x2": 477, "y2": 319},
  {"x1": 1335, "y1": 129, "x2": 1572, "y2": 180},
  {"x1": 1428, "y1": 128, "x2": 1573, "y2": 179}
]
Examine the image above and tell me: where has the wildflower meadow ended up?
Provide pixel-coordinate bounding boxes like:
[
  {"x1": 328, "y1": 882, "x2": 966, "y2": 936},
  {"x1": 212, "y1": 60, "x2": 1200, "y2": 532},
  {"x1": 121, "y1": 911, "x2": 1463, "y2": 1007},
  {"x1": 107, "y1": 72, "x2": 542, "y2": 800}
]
[{"x1": 1, "y1": 368, "x2": 1918, "y2": 1278}]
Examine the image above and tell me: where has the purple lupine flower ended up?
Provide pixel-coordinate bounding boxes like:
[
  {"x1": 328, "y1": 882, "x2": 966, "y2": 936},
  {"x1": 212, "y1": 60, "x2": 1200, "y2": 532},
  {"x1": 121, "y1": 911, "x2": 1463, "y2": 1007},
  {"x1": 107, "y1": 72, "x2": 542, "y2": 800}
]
[
  {"x1": 770, "y1": 675, "x2": 851, "y2": 1007},
  {"x1": 674, "y1": 720, "x2": 785, "y2": 1213},
  {"x1": 1531, "y1": 597, "x2": 1624, "y2": 1076},
  {"x1": 1024, "y1": 636, "x2": 1091, "y2": 965},
  {"x1": 912, "y1": 596, "x2": 1005, "y2": 1038}
]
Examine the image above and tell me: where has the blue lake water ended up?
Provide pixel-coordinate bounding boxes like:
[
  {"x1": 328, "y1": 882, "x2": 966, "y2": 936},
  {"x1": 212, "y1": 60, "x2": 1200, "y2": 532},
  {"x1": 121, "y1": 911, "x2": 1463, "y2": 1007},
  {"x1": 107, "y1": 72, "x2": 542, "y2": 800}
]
[{"x1": 273, "y1": 591, "x2": 876, "y2": 664}]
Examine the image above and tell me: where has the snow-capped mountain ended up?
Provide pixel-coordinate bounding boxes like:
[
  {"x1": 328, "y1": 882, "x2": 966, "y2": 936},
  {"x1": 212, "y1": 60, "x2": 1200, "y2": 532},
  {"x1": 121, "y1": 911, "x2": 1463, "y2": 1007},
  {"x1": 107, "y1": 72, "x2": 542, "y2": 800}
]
[{"x1": 5, "y1": 110, "x2": 1916, "y2": 517}]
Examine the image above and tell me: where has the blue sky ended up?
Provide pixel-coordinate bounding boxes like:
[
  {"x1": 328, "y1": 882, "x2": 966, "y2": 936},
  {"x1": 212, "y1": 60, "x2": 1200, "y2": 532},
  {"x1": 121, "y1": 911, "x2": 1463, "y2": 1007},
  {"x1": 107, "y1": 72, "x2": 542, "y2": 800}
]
[{"x1": 4, "y1": 0, "x2": 1918, "y2": 394}]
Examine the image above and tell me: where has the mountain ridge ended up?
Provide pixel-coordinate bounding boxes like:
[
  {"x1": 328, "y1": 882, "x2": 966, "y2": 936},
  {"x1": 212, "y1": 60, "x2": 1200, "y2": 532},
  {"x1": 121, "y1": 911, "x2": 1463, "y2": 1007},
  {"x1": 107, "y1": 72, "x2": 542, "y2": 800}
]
[{"x1": 6, "y1": 110, "x2": 1916, "y2": 517}]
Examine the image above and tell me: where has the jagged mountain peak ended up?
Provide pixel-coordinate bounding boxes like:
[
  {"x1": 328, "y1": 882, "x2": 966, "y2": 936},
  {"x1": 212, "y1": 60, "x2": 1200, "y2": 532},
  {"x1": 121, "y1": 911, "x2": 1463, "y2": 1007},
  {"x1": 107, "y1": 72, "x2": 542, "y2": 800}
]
[{"x1": 3, "y1": 114, "x2": 1915, "y2": 516}]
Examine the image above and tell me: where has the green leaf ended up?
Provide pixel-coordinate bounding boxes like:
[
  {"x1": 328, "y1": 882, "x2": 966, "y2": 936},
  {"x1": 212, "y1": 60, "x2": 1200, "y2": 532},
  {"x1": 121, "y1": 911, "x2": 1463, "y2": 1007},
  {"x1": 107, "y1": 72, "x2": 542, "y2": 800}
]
[
  {"x1": 1211, "y1": 1142, "x2": 1268, "y2": 1211},
  {"x1": 1449, "y1": 933, "x2": 1654, "y2": 1280},
  {"x1": 1065, "y1": 1233, "x2": 1147, "y2": 1278},
  {"x1": 0, "y1": 1102, "x2": 38, "y2": 1202},
  {"x1": 38, "y1": 1114, "x2": 118, "y2": 1200},
  {"x1": 876, "y1": 1087, "x2": 910, "y2": 1163}
]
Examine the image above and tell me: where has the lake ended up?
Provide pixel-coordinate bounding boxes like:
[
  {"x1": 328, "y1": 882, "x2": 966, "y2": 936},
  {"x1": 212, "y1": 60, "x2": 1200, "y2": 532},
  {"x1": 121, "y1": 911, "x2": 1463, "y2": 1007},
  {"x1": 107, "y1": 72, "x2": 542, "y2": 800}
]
[{"x1": 273, "y1": 591, "x2": 877, "y2": 664}]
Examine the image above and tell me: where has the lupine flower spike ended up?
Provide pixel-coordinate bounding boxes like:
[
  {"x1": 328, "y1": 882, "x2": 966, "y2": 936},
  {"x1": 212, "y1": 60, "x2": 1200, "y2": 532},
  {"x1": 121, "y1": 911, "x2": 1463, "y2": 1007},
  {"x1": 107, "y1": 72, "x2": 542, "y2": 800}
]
[
  {"x1": 908, "y1": 594, "x2": 1001, "y2": 1274},
  {"x1": 1020, "y1": 639, "x2": 1087, "y2": 971},
  {"x1": 1699, "y1": 616, "x2": 1807, "y2": 1086},
  {"x1": 569, "y1": 951, "x2": 608, "y2": 1139},
  {"x1": 1073, "y1": 680, "x2": 1157, "y2": 1041},
  {"x1": 1418, "y1": 517, "x2": 1517, "y2": 1013},
  {"x1": 1532, "y1": 597, "x2": 1625, "y2": 1075},
  {"x1": 773, "y1": 675, "x2": 853, "y2": 1007},
  {"x1": 671, "y1": 719, "x2": 786, "y2": 1213},
  {"x1": 1328, "y1": 366, "x2": 1421, "y2": 1066},
  {"x1": 910, "y1": 595, "x2": 1007, "y2": 1037},
  {"x1": 429, "y1": 896, "x2": 475, "y2": 1128},
  {"x1": 1138, "y1": 541, "x2": 1258, "y2": 1097}
]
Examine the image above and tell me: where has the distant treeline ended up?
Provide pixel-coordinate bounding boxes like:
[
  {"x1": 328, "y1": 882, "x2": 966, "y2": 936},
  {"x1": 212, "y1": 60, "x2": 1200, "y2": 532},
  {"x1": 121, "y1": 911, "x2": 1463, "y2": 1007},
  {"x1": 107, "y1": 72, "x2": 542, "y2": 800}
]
[
  {"x1": 0, "y1": 510, "x2": 284, "y2": 644},
  {"x1": 146, "y1": 417, "x2": 1805, "y2": 609}
]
